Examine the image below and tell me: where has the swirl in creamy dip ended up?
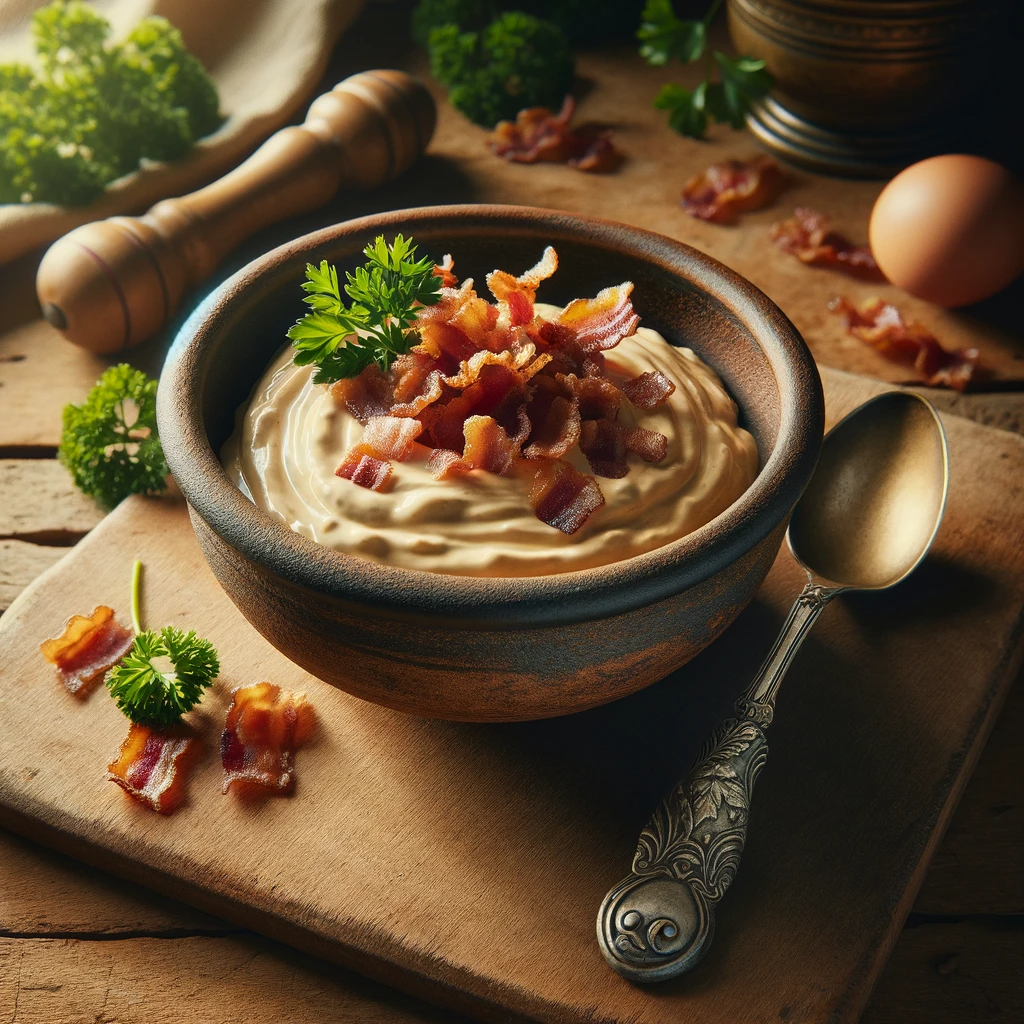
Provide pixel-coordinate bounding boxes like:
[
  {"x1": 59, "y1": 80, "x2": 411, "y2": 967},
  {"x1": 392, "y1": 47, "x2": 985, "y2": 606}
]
[{"x1": 222, "y1": 304, "x2": 757, "y2": 577}]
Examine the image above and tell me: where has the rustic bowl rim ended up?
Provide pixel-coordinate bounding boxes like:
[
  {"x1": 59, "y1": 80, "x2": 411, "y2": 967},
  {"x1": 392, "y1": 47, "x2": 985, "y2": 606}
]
[{"x1": 158, "y1": 204, "x2": 823, "y2": 628}]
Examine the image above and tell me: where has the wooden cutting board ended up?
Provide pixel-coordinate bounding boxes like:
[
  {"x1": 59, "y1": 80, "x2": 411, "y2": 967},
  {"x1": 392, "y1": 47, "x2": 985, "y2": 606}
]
[{"x1": 1, "y1": 368, "x2": 1022, "y2": 1024}]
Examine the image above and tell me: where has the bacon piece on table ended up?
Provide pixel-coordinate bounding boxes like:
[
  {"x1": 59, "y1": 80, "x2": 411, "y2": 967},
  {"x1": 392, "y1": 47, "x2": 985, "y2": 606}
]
[
  {"x1": 529, "y1": 459, "x2": 605, "y2": 535},
  {"x1": 620, "y1": 370, "x2": 675, "y2": 410},
  {"x1": 772, "y1": 208, "x2": 884, "y2": 280},
  {"x1": 108, "y1": 723, "x2": 199, "y2": 814},
  {"x1": 681, "y1": 155, "x2": 783, "y2": 224},
  {"x1": 829, "y1": 297, "x2": 980, "y2": 391},
  {"x1": 221, "y1": 682, "x2": 317, "y2": 795},
  {"x1": 40, "y1": 605, "x2": 133, "y2": 698},
  {"x1": 486, "y1": 97, "x2": 621, "y2": 173}
]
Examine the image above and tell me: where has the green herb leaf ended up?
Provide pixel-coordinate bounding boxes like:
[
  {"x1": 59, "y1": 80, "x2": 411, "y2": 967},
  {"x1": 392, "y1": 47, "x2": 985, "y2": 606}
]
[
  {"x1": 714, "y1": 51, "x2": 771, "y2": 127},
  {"x1": 106, "y1": 625, "x2": 219, "y2": 727},
  {"x1": 653, "y1": 81, "x2": 708, "y2": 139},
  {"x1": 1, "y1": 0, "x2": 221, "y2": 206},
  {"x1": 58, "y1": 363, "x2": 168, "y2": 509},
  {"x1": 287, "y1": 235, "x2": 443, "y2": 385},
  {"x1": 637, "y1": 0, "x2": 706, "y2": 66},
  {"x1": 427, "y1": 10, "x2": 573, "y2": 127}
]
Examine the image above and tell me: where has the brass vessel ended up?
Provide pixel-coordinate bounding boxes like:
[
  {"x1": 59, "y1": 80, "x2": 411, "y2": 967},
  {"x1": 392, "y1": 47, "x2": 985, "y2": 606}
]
[{"x1": 728, "y1": 0, "x2": 1004, "y2": 177}]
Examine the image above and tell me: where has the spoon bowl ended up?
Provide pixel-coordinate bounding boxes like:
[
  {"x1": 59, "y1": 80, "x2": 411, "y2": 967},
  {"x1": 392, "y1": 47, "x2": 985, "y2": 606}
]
[{"x1": 789, "y1": 391, "x2": 949, "y2": 590}]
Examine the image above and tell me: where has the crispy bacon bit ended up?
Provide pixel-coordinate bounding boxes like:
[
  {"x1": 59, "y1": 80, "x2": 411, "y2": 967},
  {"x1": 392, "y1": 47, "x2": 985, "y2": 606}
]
[
  {"x1": 221, "y1": 682, "x2": 316, "y2": 795},
  {"x1": 529, "y1": 459, "x2": 605, "y2": 535},
  {"x1": 486, "y1": 97, "x2": 621, "y2": 173},
  {"x1": 434, "y1": 254, "x2": 458, "y2": 288},
  {"x1": 681, "y1": 155, "x2": 783, "y2": 224},
  {"x1": 336, "y1": 453, "x2": 392, "y2": 490},
  {"x1": 427, "y1": 447, "x2": 470, "y2": 480},
  {"x1": 772, "y1": 208, "x2": 884, "y2": 280},
  {"x1": 522, "y1": 378, "x2": 582, "y2": 459},
  {"x1": 329, "y1": 248, "x2": 680, "y2": 534},
  {"x1": 620, "y1": 370, "x2": 675, "y2": 410},
  {"x1": 556, "y1": 283, "x2": 640, "y2": 352},
  {"x1": 623, "y1": 427, "x2": 668, "y2": 463},
  {"x1": 330, "y1": 364, "x2": 394, "y2": 424},
  {"x1": 462, "y1": 415, "x2": 518, "y2": 474},
  {"x1": 829, "y1": 297, "x2": 980, "y2": 391},
  {"x1": 580, "y1": 419, "x2": 628, "y2": 478},
  {"x1": 358, "y1": 415, "x2": 423, "y2": 460},
  {"x1": 40, "y1": 606, "x2": 133, "y2": 698},
  {"x1": 107, "y1": 723, "x2": 199, "y2": 814}
]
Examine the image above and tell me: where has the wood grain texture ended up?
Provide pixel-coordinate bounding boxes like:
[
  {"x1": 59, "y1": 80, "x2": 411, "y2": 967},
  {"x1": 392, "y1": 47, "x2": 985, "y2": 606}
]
[
  {"x1": 0, "y1": 0, "x2": 367, "y2": 264},
  {"x1": 0, "y1": 540, "x2": 66, "y2": 612},
  {"x1": 862, "y1": 918, "x2": 1024, "y2": 1024},
  {"x1": 913, "y1": 671, "x2": 1024, "y2": 916},
  {"x1": 0, "y1": 369, "x2": 1022, "y2": 1023},
  {"x1": 0, "y1": 460, "x2": 104, "y2": 543},
  {"x1": 0, "y1": 936, "x2": 462, "y2": 1024}
]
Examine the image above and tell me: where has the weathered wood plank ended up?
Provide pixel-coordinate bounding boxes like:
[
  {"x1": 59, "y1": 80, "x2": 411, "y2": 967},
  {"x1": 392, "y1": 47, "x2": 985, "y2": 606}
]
[
  {"x1": 0, "y1": 540, "x2": 66, "y2": 612},
  {"x1": 0, "y1": 936, "x2": 461, "y2": 1024},
  {"x1": 0, "y1": 829, "x2": 225, "y2": 938},
  {"x1": 0, "y1": 460, "x2": 104, "y2": 544},
  {"x1": 862, "y1": 918, "x2": 1024, "y2": 1024},
  {"x1": 914, "y1": 675, "x2": 1023, "y2": 916}
]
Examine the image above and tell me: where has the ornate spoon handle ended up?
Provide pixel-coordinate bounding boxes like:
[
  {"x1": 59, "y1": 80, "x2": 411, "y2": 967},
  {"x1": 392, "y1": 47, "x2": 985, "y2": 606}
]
[{"x1": 596, "y1": 580, "x2": 837, "y2": 982}]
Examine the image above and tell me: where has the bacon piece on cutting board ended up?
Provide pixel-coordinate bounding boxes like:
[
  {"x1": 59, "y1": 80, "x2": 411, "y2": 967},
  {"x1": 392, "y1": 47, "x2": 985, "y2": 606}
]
[
  {"x1": 221, "y1": 682, "x2": 317, "y2": 795},
  {"x1": 107, "y1": 723, "x2": 199, "y2": 814},
  {"x1": 40, "y1": 605, "x2": 134, "y2": 697}
]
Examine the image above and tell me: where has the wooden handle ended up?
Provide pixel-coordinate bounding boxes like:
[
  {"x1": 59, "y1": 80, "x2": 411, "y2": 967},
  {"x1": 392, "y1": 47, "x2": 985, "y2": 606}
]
[{"x1": 36, "y1": 70, "x2": 436, "y2": 354}]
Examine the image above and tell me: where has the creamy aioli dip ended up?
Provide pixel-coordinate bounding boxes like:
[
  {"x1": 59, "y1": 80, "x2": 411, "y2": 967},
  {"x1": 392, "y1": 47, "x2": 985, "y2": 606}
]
[{"x1": 222, "y1": 304, "x2": 758, "y2": 577}]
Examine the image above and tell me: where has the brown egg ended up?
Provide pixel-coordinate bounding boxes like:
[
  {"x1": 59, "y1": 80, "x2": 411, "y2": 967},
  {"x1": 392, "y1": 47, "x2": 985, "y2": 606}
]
[{"x1": 869, "y1": 154, "x2": 1024, "y2": 307}]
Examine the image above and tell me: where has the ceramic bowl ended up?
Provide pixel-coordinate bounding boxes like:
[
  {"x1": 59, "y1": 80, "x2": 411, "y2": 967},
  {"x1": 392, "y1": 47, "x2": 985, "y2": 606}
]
[{"x1": 158, "y1": 205, "x2": 823, "y2": 721}]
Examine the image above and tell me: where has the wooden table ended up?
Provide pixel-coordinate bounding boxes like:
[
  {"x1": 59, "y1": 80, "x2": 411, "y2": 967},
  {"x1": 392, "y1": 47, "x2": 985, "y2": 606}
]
[{"x1": 1, "y1": 5, "x2": 1021, "y2": 1021}]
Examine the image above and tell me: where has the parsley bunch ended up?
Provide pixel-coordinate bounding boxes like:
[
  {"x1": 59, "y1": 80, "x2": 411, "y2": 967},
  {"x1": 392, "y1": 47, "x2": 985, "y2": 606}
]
[
  {"x1": 424, "y1": 9, "x2": 574, "y2": 127},
  {"x1": 106, "y1": 561, "x2": 219, "y2": 727},
  {"x1": 58, "y1": 364, "x2": 169, "y2": 509},
  {"x1": 0, "y1": 0, "x2": 221, "y2": 206},
  {"x1": 288, "y1": 235, "x2": 443, "y2": 385},
  {"x1": 638, "y1": 0, "x2": 772, "y2": 139}
]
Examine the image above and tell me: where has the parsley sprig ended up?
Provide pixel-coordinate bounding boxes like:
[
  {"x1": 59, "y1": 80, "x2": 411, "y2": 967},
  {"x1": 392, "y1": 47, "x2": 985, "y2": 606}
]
[
  {"x1": 105, "y1": 560, "x2": 219, "y2": 728},
  {"x1": 287, "y1": 234, "x2": 443, "y2": 385},
  {"x1": 58, "y1": 364, "x2": 169, "y2": 510},
  {"x1": 638, "y1": 0, "x2": 772, "y2": 139}
]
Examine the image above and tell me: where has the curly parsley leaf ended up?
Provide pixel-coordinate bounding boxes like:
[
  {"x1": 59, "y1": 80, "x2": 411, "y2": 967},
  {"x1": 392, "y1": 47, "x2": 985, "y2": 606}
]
[
  {"x1": 287, "y1": 234, "x2": 442, "y2": 385},
  {"x1": 58, "y1": 364, "x2": 169, "y2": 510},
  {"x1": 107, "y1": 625, "x2": 219, "y2": 727},
  {"x1": 0, "y1": 0, "x2": 221, "y2": 206}
]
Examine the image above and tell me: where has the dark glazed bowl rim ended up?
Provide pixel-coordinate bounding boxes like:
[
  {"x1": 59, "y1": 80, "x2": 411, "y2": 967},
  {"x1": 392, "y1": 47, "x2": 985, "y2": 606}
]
[{"x1": 158, "y1": 205, "x2": 823, "y2": 628}]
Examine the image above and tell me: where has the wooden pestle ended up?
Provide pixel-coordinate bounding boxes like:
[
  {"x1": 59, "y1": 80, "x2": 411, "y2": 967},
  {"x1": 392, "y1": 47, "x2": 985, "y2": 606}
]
[{"x1": 36, "y1": 70, "x2": 436, "y2": 354}]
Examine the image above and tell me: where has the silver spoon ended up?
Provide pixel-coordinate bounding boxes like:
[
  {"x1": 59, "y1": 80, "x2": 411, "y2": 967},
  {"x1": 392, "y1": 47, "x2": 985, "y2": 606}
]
[{"x1": 596, "y1": 391, "x2": 949, "y2": 983}]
